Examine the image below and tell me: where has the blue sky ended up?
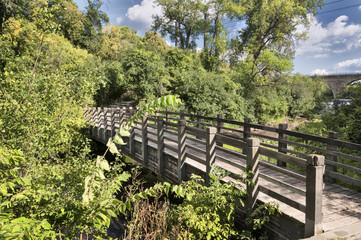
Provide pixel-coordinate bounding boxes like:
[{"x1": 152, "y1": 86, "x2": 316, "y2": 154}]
[{"x1": 74, "y1": 0, "x2": 361, "y2": 75}]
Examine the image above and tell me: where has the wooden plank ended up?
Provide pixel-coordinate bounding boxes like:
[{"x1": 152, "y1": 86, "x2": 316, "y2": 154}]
[
  {"x1": 187, "y1": 136, "x2": 205, "y2": 145},
  {"x1": 259, "y1": 160, "x2": 306, "y2": 182},
  {"x1": 258, "y1": 185, "x2": 306, "y2": 213},
  {"x1": 215, "y1": 155, "x2": 246, "y2": 171},
  {"x1": 324, "y1": 170, "x2": 361, "y2": 187},
  {"x1": 259, "y1": 147, "x2": 307, "y2": 168},
  {"x1": 164, "y1": 136, "x2": 177, "y2": 143},
  {"x1": 326, "y1": 159, "x2": 361, "y2": 174},
  {"x1": 259, "y1": 172, "x2": 306, "y2": 196},
  {"x1": 282, "y1": 129, "x2": 361, "y2": 151},
  {"x1": 186, "y1": 125, "x2": 206, "y2": 136},
  {"x1": 164, "y1": 120, "x2": 177, "y2": 128},
  {"x1": 186, "y1": 152, "x2": 205, "y2": 165},
  {"x1": 186, "y1": 144, "x2": 206, "y2": 154},
  {"x1": 216, "y1": 146, "x2": 247, "y2": 161},
  {"x1": 215, "y1": 134, "x2": 248, "y2": 149}
]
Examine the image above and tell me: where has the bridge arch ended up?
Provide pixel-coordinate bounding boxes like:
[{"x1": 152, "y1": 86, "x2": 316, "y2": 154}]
[{"x1": 311, "y1": 73, "x2": 361, "y2": 98}]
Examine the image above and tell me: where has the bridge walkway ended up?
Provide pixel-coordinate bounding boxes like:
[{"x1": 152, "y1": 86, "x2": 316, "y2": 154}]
[{"x1": 132, "y1": 126, "x2": 361, "y2": 234}]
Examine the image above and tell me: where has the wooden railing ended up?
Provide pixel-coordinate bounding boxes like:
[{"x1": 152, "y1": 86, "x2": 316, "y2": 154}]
[{"x1": 84, "y1": 107, "x2": 361, "y2": 237}]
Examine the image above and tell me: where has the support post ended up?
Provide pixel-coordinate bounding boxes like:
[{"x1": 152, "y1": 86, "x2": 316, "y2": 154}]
[
  {"x1": 196, "y1": 111, "x2": 202, "y2": 139},
  {"x1": 180, "y1": 110, "x2": 185, "y2": 120},
  {"x1": 325, "y1": 131, "x2": 338, "y2": 183},
  {"x1": 95, "y1": 107, "x2": 101, "y2": 139},
  {"x1": 305, "y1": 154, "x2": 324, "y2": 237},
  {"x1": 119, "y1": 108, "x2": 125, "y2": 127},
  {"x1": 277, "y1": 123, "x2": 288, "y2": 167},
  {"x1": 157, "y1": 116, "x2": 165, "y2": 176},
  {"x1": 178, "y1": 120, "x2": 186, "y2": 182},
  {"x1": 205, "y1": 127, "x2": 216, "y2": 186},
  {"x1": 129, "y1": 125, "x2": 135, "y2": 157},
  {"x1": 110, "y1": 108, "x2": 115, "y2": 138},
  {"x1": 166, "y1": 108, "x2": 171, "y2": 122},
  {"x1": 103, "y1": 107, "x2": 108, "y2": 143},
  {"x1": 217, "y1": 113, "x2": 224, "y2": 147},
  {"x1": 243, "y1": 118, "x2": 251, "y2": 154},
  {"x1": 142, "y1": 114, "x2": 148, "y2": 166},
  {"x1": 246, "y1": 138, "x2": 260, "y2": 222}
]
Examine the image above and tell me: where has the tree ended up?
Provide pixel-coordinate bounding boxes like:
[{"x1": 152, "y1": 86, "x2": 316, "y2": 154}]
[
  {"x1": 230, "y1": 0, "x2": 324, "y2": 85},
  {"x1": 201, "y1": 0, "x2": 245, "y2": 71},
  {"x1": 152, "y1": 0, "x2": 204, "y2": 49},
  {"x1": 81, "y1": 0, "x2": 109, "y2": 53}
]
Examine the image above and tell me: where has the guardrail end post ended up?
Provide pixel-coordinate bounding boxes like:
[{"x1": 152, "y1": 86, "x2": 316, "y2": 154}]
[
  {"x1": 305, "y1": 154, "x2": 325, "y2": 237},
  {"x1": 196, "y1": 111, "x2": 202, "y2": 139},
  {"x1": 325, "y1": 131, "x2": 338, "y2": 184},
  {"x1": 245, "y1": 138, "x2": 260, "y2": 222},
  {"x1": 206, "y1": 127, "x2": 216, "y2": 186},
  {"x1": 177, "y1": 119, "x2": 186, "y2": 183},
  {"x1": 157, "y1": 116, "x2": 165, "y2": 176},
  {"x1": 142, "y1": 113, "x2": 148, "y2": 166},
  {"x1": 216, "y1": 113, "x2": 224, "y2": 147},
  {"x1": 277, "y1": 123, "x2": 288, "y2": 167},
  {"x1": 242, "y1": 118, "x2": 251, "y2": 154}
]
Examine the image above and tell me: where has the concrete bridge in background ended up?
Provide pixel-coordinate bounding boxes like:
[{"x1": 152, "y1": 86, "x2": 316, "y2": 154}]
[{"x1": 310, "y1": 73, "x2": 361, "y2": 98}]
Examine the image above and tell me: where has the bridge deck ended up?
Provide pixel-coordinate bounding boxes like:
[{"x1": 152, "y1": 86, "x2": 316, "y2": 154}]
[{"x1": 133, "y1": 126, "x2": 361, "y2": 234}]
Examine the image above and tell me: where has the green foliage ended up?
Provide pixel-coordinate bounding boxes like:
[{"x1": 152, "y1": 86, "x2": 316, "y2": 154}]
[
  {"x1": 122, "y1": 49, "x2": 170, "y2": 101},
  {"x1": 170, "y1": 174, "x2": 245, "y2": 239},
  {"x1": 322, "y1": 83, "x2": 361, "y2": 144},
  {"x1": 175, "y1": 70, "x2": 247, "y2": 120}
]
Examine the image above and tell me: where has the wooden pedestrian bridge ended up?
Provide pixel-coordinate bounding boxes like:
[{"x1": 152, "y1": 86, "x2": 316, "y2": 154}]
[{"x1": 85, "y1": 107, "x2": 361, "y2": 239}]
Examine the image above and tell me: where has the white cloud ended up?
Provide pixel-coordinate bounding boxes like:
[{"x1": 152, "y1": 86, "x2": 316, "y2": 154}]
[
  {"x1": 165, "y1": 40, "x2": 172, "y2": 46},
  {"x1": 359, "y1": 5, "x2": 361, "y2": 11},
  {"x1": 308, "y1": 54, "x2": 329, "y2": 59},
  {"x1": 296, "y1": 15, "x2": 361, "y2": 56},
  {"x1": 126, "y1": 0, "x2": 162, "y2": 28},
  {"x1": 116, "y1": 17, "x2": 123, "y2": 25},
  {"x1": 311, "y1": 68, "x2": 328, "y2": 75},
  {"x1": 334, "y1": 58, "x2": 361, "y2": 70}
]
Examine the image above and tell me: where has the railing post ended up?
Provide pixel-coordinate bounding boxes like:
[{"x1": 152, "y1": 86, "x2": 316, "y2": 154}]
[
  {"x1": 305, "y1": 154, "x2": 325, "y2": 237},
  {"x1": 277, "y1": 123, "x2": 288, "y2": 167},
  {"x1": 157, "y1": 116, "x2": 165, "y2": 176},
  {"x1": 206, "y1": 127, "x2": 216, "y2": 186},
  {"x1": 110, "y1": 108, "x2": 115, "y2": 138},
  {"x1": 95, "y1": 107, "x2": 101, "y2": 139},
  {"x1": 178, "y1": 120, "x2": 186, "y2": 182},
  {"x1": 243, "y1": 118, "x2": 251, "y2": 154},
  {"x1": 142, "y1": 114, "x2": 148, "y2": 166},
  {"x1": 166, "y1": 108, "x2": 170, "y2": 121},
  {"x1": 103, "y1": 107, "x2": 108, "y2": 143},
  {"x1": 246, "y1": 138, "x2": 260, "y2": 222},
  {"x1": 129, "y1": 124, "x2": 135, "y2": 157},
  {"x1": 325, "y1": 131, "x2": 338, "y2": 183},
  {"x1": 119, "y1": 108, "x2": 125, "y2": 127},
  {"x1": 196, "y1": 111, "x2": 202, "y2": 139},
  {"x1": 217, "y1": 113, "x2": 224, "y2": 147},
  {"x1": 180, "y1": 110, "x2": 185, "y2": 120}
]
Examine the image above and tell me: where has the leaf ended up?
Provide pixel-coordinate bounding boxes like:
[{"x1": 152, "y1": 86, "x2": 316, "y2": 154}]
[
  {"x1": 108, "y1": 142, "x2": 119, "y2": 155},
  {"x1": 113, "y1": 134, "x2": 126, "y2": 145},
  {"x1": 99, "y1": 159, "x2": 110, "y2": 171},
  {"x1": 118, "y1": 128, "x2": 130, "y2": 137},
  {"x1": 40, "y1": 220, "x2": 51, "y2": 230}
]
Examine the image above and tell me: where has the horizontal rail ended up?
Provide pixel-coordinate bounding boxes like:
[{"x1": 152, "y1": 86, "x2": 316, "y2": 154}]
[
  {"x1": 259, "y1": 147, "x2": 307, "y2": 168},
  {"x1": 215, "y1": 134, "x2": 247, "y2": 149},
  {"x1": 324, "y1": 170, "x2": 361, "y2": 188},
  {"x1": 186, "y1": 152, "x2": 205, "y2": 165},
  {"x1": 259, "y1": 185, "x2": 306, "y2": 213},
  {"x1": 259, "y1": 172, "x2": 306, "y2": 196},
  {"x1": 259, "y1": 160, "x2": 306, "y2": 182}
]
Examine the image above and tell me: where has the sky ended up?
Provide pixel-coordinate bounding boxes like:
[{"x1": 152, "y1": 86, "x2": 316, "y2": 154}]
[{"x1": 74, "y1": 0, "x2": 361, "y2": 75}]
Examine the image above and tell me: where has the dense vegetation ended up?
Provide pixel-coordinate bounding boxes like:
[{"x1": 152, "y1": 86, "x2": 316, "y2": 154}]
[{"x1": 4, "y1": 0, "x2": 360, "y2": 239}]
